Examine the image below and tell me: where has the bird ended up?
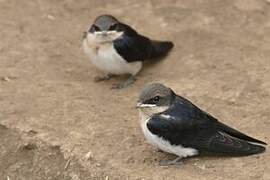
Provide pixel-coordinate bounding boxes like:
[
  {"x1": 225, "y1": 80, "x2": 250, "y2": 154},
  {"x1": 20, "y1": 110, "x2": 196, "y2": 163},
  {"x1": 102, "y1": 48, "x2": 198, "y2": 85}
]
[
  {"x1": 136, "y1": 83, "x2": 267, "y2": 166},
  {"x1": 82, "y1": 15, "x2": 174, "y2": 89}
]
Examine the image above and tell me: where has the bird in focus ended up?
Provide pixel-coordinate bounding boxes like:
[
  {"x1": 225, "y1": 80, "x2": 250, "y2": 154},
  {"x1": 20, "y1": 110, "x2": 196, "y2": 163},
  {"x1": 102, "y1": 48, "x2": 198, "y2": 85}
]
[
  {"x1": 137, "y1": 83, "x2": 267, "y2": 166},
  {"x1": 82, "y1": 15, "x2": 173, "y2": 89}
]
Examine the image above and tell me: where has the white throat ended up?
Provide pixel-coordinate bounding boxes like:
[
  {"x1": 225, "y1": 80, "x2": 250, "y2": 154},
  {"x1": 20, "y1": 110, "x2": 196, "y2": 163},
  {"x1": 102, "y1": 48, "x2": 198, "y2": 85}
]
[{"x1": 90, "y1": 31, "x2": 123, "y2": 43}]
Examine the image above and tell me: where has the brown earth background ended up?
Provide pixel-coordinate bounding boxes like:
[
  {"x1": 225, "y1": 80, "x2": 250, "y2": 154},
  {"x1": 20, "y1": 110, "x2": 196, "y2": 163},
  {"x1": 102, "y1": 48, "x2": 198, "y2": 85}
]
[{"x1": 0, "y1": 0, "x2": 270, "y2": 179}]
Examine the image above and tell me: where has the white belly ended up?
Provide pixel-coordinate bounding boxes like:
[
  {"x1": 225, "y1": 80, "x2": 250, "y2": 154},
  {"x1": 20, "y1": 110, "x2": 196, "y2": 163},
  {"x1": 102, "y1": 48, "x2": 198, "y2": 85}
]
[
  {"x1": 139, "y1": 111, "x2": 198, "y2": 158},
  {"x1": 82, "y1": 39, "x2": 142, "y2": 75}
]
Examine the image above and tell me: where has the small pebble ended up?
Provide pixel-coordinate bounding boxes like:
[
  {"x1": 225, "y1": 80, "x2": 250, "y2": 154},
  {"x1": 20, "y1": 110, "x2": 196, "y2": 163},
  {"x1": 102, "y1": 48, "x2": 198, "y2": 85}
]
[
  {"x1": 84, "y1": 151, "x2": 93, "y2": 160},
  {"x1": 2, "y1": 77, "x2": 11, "y2": 82},
  {"x1": 47, "y1": 14, "x2": 55, "y2": 20}
]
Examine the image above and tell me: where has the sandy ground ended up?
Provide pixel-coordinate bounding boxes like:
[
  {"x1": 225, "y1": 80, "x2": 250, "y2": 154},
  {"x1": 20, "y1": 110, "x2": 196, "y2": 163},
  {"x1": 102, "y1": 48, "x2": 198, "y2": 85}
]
[{"x1": 0, "y1": 0, "x2": 270, "y2": 179}]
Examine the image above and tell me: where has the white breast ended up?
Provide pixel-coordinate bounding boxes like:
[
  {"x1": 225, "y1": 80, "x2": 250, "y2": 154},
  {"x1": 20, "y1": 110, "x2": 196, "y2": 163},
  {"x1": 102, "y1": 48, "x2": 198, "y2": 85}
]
[
  {"x1": 82, "y1": 34, "x2": 142, "y2": 76},
  {"x1": 139, "y1": 111, "x2": 198, "y2": 158}
]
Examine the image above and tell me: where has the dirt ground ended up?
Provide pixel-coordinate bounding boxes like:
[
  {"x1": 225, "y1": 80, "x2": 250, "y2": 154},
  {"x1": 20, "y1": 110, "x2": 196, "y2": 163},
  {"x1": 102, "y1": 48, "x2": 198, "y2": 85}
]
[{"x1": 0, "y1": 0, "x2": 270, "y2": 179}]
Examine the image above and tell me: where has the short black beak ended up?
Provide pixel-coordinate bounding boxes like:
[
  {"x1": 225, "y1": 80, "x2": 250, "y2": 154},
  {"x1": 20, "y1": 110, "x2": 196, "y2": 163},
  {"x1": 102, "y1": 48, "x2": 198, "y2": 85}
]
[{"x1": 135, "y1": 102, "x2": 142, "y2": 109}]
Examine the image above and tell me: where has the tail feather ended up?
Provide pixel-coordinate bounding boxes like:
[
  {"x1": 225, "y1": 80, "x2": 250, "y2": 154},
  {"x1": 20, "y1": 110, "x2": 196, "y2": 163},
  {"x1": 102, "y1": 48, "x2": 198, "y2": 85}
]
[
  {"x1": 210, "y1": 143, "x2": 266, "y2": 156},
  {"x1": 150, "y1": 40, "x2": 174, "y2": 58},
  {"x1": 229, "y1": 142, "x2": 266, "y2": 155},
  {"x1": 208, "y1": 132, "x2": 266, "y2": 155},
  {"x1": 217, "y1": 122, "x2": 267, "y2": 145},
  {"x1": 247, "y1": 144, "x2": 266, "y2": 155}
]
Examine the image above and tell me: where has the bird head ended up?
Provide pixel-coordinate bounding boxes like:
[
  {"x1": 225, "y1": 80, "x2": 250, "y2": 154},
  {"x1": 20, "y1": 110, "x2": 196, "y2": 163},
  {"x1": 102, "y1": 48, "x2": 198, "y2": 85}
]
[
  {"x1": 84, "y1": 15, "x2": 123, "y2": 43},
  {"x1": 137, "y1": 83, "x2": 175, "y2": 117}
]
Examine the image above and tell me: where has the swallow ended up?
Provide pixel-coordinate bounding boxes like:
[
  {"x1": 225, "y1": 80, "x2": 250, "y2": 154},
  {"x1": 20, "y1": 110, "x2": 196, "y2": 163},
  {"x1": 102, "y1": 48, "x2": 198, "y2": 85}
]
[
  {"x1": 82, "y1": 15, "x2": 173, "y2": 89},
  {"x1": 136, "y1": 83, "x2": 266, "y2": 166}
]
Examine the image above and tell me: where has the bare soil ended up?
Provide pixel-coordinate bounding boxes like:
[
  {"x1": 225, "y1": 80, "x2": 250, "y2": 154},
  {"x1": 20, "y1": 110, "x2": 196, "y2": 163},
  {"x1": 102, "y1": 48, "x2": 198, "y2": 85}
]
[{"x1": 0, "y1": 0, "x2": 269, "y2": 179}]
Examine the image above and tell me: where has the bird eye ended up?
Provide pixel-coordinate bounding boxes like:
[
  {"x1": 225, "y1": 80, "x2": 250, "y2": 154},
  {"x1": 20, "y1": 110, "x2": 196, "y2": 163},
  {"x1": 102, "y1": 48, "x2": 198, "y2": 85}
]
[
  {"x1": 90, "y1": 25, "x2": 100, "y2": 32},
  {"x1": 108, "y1": 24, "x2": 118, "y2": 31},
  {"x1": 153, "y1": 96, "x2": 160, "y2": 103}
]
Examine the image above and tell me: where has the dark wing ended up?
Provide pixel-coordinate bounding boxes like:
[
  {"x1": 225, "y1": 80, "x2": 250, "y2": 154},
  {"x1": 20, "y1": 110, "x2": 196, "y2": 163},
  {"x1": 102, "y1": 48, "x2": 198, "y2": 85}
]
[
  {"x1": 149, "y1": 40, "x2": 174, "y2": 59},
  {"x1": 147, "y1": 115, "x2": 265, "y2": 155},
  {"x1": 197, "y1": 106, "x2": 267, "y2": 145},
  {"x1": 215, "y1": 121, "x2": 267, "y2": 145},
  {"x1": 147, "y1": 96, "x2": 266, "y2": 155},
  {"x1": 113, "y1": 23, "x2": 173, "y2": 62}
]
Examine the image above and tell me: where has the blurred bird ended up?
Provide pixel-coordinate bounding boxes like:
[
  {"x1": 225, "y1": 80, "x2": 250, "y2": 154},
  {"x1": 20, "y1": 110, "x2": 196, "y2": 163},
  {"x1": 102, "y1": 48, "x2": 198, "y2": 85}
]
[
  {"x1": 137, "y1": 83, "x2": 266, "y2": 165},
  {"x1": 82, "y1": 15, "x2": 173, "y2": 89}
]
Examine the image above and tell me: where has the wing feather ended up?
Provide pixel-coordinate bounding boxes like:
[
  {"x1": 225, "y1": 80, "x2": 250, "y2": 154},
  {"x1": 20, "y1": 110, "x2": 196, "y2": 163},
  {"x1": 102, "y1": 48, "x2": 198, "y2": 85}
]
[
  {"x1": 147, "y1": 107, "x2": 266, "y2": 155},
  {"x1": 113, "y1": 23, "x2": 173, "y2": 62}
]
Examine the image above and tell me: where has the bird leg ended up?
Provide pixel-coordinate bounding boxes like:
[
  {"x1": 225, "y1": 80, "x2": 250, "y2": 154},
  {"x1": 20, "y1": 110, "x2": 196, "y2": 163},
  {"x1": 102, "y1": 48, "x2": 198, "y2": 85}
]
[
  {"x1": 111, "y1": 75, "x2": 136, "y2": 89},
  {"x1": 159, "y1": 157, "x2": 183, "y2": 166},
  {"x1": 94, "y1": 74, "x2": 112, "y2": 82}
]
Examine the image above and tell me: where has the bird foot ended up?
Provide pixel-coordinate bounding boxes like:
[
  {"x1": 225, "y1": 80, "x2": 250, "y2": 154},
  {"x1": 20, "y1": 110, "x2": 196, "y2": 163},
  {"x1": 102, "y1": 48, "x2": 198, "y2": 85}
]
[
  {"x1": 111, "y1": 75, "x2": 136, "y2": 89},
  {"x1": 94, "y1": 74, "x2": 112, "y2": 82},
  {"x1": 159, "y1": 157, "x2": 183, "y2": 166}
]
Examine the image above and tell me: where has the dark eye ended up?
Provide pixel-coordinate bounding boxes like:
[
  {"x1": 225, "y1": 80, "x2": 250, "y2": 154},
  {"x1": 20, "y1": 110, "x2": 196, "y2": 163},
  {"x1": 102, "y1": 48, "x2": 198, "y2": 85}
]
[
  {"x1": 109, "y1": 24, "x2": 118, "y2": 31},
  {"x1": 94, "y1": 25, "x2": 101, "y2": 31},
  {"x1": 153, "y1": 96, "x2": 160, "y2": 103},
  {"x1": 89, "y1": 25, "x2": 100, "y2": 32}
]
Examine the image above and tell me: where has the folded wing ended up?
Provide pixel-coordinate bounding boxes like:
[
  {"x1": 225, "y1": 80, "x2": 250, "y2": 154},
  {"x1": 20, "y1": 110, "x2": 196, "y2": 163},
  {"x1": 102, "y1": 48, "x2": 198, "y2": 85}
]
[
  {"x1": 113, "y1": 23, "x2": 173, "y2": 62},
  {"x1": 147, "y1": 113, "x2": 266, "y2": 155}
]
